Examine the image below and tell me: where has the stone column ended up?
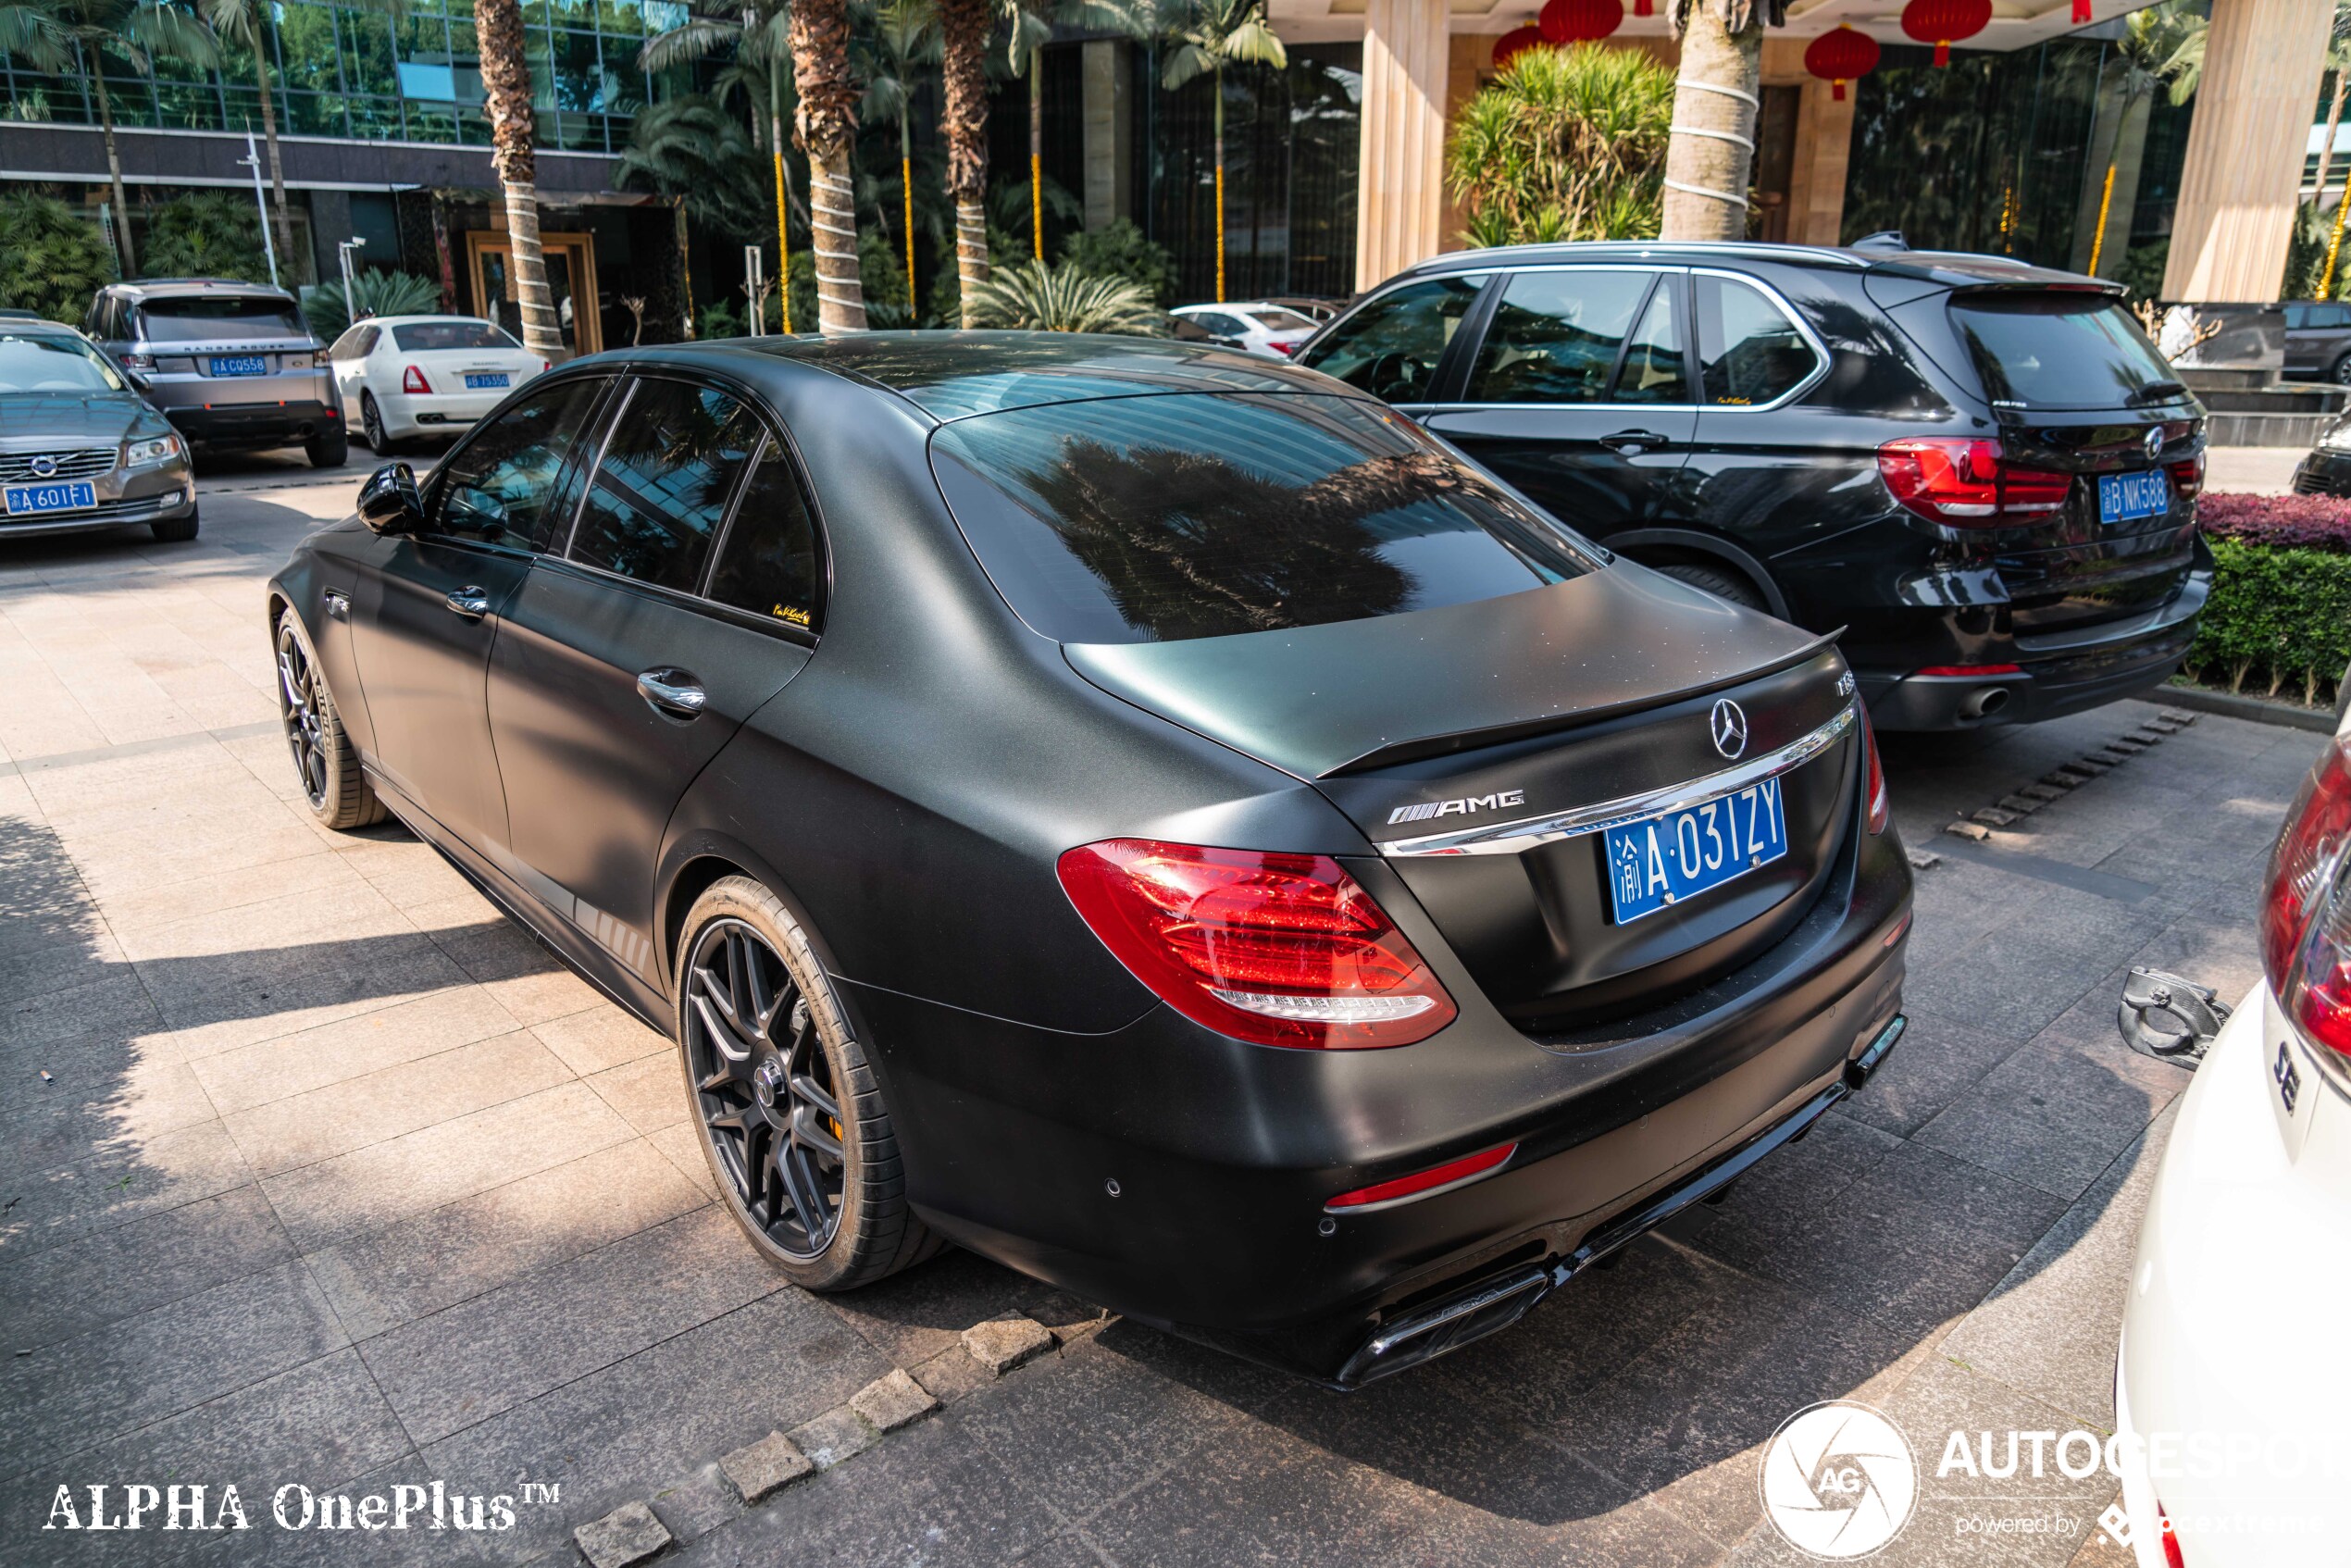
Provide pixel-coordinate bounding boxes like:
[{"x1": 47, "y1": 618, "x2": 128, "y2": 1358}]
[
  {"x1": 1081, "y1": 40, "x2": 1133, "y2": 232},
  {"x1": 2161, "y1": 0, "x2": 2332, "y2": 302},
  {"x1": 1354, "y1": 0, "x2": 1450, "y2": 291},
  {"x1": 1783, "y1": 77, "x2": 1854, "y2": 247}
]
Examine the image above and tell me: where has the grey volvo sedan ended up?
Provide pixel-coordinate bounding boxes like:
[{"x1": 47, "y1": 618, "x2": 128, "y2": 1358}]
[{"x1": 0, "y1": 313, "x2": 199, "y2": 541}]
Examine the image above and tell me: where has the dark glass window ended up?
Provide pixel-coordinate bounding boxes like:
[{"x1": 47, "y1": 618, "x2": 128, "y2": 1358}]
[
  {"x1": 434, "y1": 377, "x2": 605, "y2": 548},
  {"x1": 929, "y1": 392, "x2": 1592, "y2": 645},
  {"x1": 1951, "y1": 294, "x2": 2179, "y2": 410},
  {"x1": 568, "y1": 379, "x2": 760, "y2": 591},
  {"x1": 1294, "y1": 276, "x2": 1485, "y2": 403},
  {"x1": 1464, "y1": 270, "x2": 1654, "y2": 405},
  {"x1": 392, "y1": 320, "x2": 516, "y2": 352},
  {"x1": 1695, "y1": 276, "x2": 1819, "y2": 406},
  {"x1": 1614, "y1": 282, "x2": 1688, "y2": 404},
  {"x1": 706, "y1": 442, "x2": 823, "y2": 633},
  {"x1": 134, "y1": 295, "x2": 306, "y2": 342}
]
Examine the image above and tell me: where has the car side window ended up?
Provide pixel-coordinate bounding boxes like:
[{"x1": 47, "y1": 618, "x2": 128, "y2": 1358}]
[
  {"x1": 433, "y1": 377, "x2": 607, "y2": 550},
  {"x1": 329, "y1": 325, "x2": 374, "y2": 358},
  {"x1": 1294, "y1": 275, "x2": 1486, "y2": 403},
  {"x1": 1462, "y1": 270, "x2": 1656, "y2": 405},
  {"x1": 1695, "y1": 276, "x2": 1820, "y2": 406},
  {"x1": 567, "y1": 378, "x2": 761, "y2": 593},
  {"x1": 705, "y1": 437, "x2": 824, "y2": 633}
]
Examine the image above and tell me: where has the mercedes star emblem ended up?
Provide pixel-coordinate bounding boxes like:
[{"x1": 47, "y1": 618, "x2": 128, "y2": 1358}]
[
  {"x1": 753, "y1": 1058, "x2": 784, "y2": 1109},
  {"x1": 1710, "y1": 698, "x2": 1749, "y2": 760}
]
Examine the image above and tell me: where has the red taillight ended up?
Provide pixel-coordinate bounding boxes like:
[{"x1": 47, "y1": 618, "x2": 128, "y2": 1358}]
[
  {"x1": 2268, "y1": 736, "x2": 2351, "y2": 1057},
  {"x1": 1861, "y1": 707, "x2": 1889, "y2": 835},
  {"x1": 1325, "y1": 1142, "x2": 1515, "y2": 1212},
  {"x1": 2168, "y1": 452, "x2": 2205, "y2": 499},
  {"x1": 2157, "y1": 1500, "x2": 2186, "y2": 1567},
  {"x1": 1914, "y1": 664, "x2": 2022, "y2": 678},
  {"x1": 1877, "y1": 438, "x2": 2070, "y2": 526},
  {"x1": 401, "y1": 365, "x2": 430, "y2": 393},
  {"x1": 1269, "y1": 342, "x2": 1294, "y2": 355},
  {"x1": 1056, "y1": 839, "x2": 1458, "y2": 1049}
]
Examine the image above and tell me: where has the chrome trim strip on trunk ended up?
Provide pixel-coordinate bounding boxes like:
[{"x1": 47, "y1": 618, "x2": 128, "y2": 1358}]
[{"x1": 1376, "y1": 700, "x2": 1860, "y2": 859}]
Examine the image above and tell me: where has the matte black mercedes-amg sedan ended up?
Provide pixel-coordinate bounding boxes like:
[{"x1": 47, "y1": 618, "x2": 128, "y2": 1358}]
[{"x1": 268, "y1": 335, "x2": 1911, "y2": 1386}]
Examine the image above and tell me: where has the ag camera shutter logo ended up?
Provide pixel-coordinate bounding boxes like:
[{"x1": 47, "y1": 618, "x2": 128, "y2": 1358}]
[{"x1": 1759, "y1": 1400, "x2": 1918, "y2": 1559}]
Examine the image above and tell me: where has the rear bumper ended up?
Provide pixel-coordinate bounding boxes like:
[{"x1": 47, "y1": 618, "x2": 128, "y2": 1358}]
[
  {"x1": 379, "y1": 389, "x2": 506, "y2": 436},
  {"x1": 166, "y1": 399, "x2": 342, "y2": 451}
]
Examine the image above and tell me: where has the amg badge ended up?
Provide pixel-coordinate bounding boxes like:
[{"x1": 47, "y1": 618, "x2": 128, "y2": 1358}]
[{"x1": 1388, "y1": 790, "x2": 1525, "y2": 826}]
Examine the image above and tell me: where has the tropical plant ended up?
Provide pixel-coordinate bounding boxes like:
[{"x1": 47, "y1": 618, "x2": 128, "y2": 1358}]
[
  {"x1": 1448, "y1": 44, "x2": 1675, "y2": 248},
  {"x1": 2115, "y1": 240, "x2": 2170, "y2": 301},
  {"x1": 1156, "y1": 0, "x2": 1284, "y2": 301},
  {"x1": 298, "y1": 268, "x2": 443, "y2": 341},
  {"x1": 0, "y1": 192, "x2": 117, "y2": 321},
  {"x1": 859, "y1": 0, "x2": 940, "y2": 313},
  {"x1": 618, "y1": 95, "x2": 773, "y2": 243},
  {"x1": 1002, "y1": 0, "x2": 1150, "y2": 261},
  {"x1": 965, "y1": 258, "x2": 1164, "y2": 332},
  {"x1": 1062, "y1": 218, "x2": 1177, "y2": 305},
  {"x1": 476, "y1": 0, "x2": 563, "y2": 356},
  {"x1": 140, "y1": 190, "x2": 268, "y2": 282},
  {"x1": 2139, "y1": 0, "x2": 2206, "y2": 106},
  {"x1": 196, "y1": 0, "x2": 294, "y2": 269},
  {"x1": 938, "y1": 0, "x2": 993, "y2": 322},
  {"x1": 0, "y1": 0, "x2": 220, "y2": 276},
  {"x1": 790, "y1": 0, "x2": 870, "y2": 331},
  {"x1": 1656, "y1": 0, "x2": 1785, "y2": 241}
]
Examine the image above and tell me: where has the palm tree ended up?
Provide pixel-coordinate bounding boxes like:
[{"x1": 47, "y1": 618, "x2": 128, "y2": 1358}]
[
  {"x1": 1004, "y1": 0, "x2": 1148, "y2": 263},
  {"x1": 643, "y1": 0, "x2": 799, "y2": 332},
  {"x1": 1157, "y1": 0, "x2": 1282, "y2": 302},
  {"x1": 790, "y1": 0, "x2": 868, "y2": 331},
  {"x1": 477, "y1": 0, "x2": 564, "y2": 356},
  {"x1": 859, "y1": 0, "x2": 939, "y2": 311},
  {"x1": 196, "y1": 0, "x2": 293, "y2": 271},
  {"x1": 0, "y1": 0, "x2": 218, "y2": 276},
  {"x1": 939, "y1": 0, "x2": 991, "y2": 321},
  {"x1": 1657, "y1": 0, "x2": 1786, "y2": 242}
]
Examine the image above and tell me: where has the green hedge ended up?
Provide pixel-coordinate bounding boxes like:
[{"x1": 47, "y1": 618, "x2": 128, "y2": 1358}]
[{"x1": 2187, "y1": 539, "x2": 2351, "y2": 706}]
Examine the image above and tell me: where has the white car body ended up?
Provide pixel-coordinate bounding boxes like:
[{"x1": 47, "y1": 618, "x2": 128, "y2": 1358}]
[
  {"x1": 1169, "y1": 303, "x2": 1319, "y2": 359},
  {"x1": 327, "y1": 315, "x2": 545, "y2": 450},
  {"x1": 2115, "y1": 701, "x2": 2351, "y2": 1568}
]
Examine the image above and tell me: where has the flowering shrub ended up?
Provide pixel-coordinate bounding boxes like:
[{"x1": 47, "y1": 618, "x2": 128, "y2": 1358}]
[
  {"x1": 2196, "y1": 492, "x2": 2351, "y2": 554},
  {"x1": 2185, "y1": 495, "x2": 2351, "y2": 705}
]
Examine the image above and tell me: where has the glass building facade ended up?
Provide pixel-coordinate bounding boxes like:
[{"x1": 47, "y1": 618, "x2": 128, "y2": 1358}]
[{"x1": 0, "y1": 0, "x2": 690, "y2": 155}]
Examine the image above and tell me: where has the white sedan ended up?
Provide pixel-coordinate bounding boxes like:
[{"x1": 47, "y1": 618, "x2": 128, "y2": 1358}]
[
  {"x1": 2114, "y1": 700, "x2": 2351, "y2": 1566},
  {"x1": 326, "y1": 315, "x2": 545, "y2": 454},
  {"x1": 1169, "y1": 303, "x2": 1320, "y2": 359}
]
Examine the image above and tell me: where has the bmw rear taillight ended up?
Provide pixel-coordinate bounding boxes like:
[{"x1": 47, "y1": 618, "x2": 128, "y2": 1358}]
[
  {"x1": 1877, "y1": 438, "x2": 2070, "y2": 525},
  {"x1": 2168, "y1": 452, "x2": 2205, "y2": 500},
  {"x1": 2266, "y1": 735, "x2": 2351, "y2": 1057},
  {"x1": 1861, "y1": 708, "x2": 1889, "y2": 835},
  {"x1": 1056, "y1": 839, "x2": 1458, "y2": 1049},
  {"x1": 402, "y1": 365, "x2": 431, "y2": 393}
]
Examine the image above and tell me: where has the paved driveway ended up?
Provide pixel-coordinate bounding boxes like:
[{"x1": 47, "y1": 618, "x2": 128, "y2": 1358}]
[{"x1": 0, "y1": 469, "x2": 2323, "y2": 1567}]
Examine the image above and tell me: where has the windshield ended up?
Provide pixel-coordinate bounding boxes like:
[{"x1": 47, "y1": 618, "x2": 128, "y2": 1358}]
[
  {"x1": 929, "y1": 392, "x2": 1593, "y2": 644},
  {"x1": 1249, "y1": 308, "x2": 1315, "y2": 331},
  {"x1": 0, "y1": 332, "x2": 126, "y2": 394},
  {"x1": 1951, "y1": 294, "x2": 2181, "y2": 409},
  {"x1": 392, "y1": 320, "x2": 517, "y2": 353},
  {"x1": 136, "y1": 295, "x2": 306, "y2": 343}
]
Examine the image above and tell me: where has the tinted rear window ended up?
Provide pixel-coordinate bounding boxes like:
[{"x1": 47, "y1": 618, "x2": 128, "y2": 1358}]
[
  {"x1": 929, "y1": 392, "x2": 1592, "y2": 644},
  {"x1": 392, "y1": 320, "x2": 516, "y2": 353},
  {"x1": 1950, "y1": 294, "x2": 2180, "y2": 409},
  {"x1": 136, "y1": 296, "x2": 306, "y2": 342}
]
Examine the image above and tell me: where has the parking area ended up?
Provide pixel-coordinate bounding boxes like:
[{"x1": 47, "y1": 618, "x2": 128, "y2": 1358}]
[{"x1": 0, "y1": 463, "x2": 2325, "y2": 1568}]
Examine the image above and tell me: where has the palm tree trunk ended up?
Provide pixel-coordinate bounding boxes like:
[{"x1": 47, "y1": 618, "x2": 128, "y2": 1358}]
[
  {"x1": 790, "y1": 0, "x2": 867, "y2": 333},
  {"x1": 477, "y1": 0, "x2": 565, "y2": 357},
  {"x1": 1212, "y1": 67, "x2": 1225, "y2": 303},
  {"x1": 251, "y1": 45, "x2": 294, "y2": 273},
  {"x1": 1029, "y1": 47, "x2": 1045, "y2": 262},
  {"x1": 902, "y1": 103, "x2": 916, "y2": 307},
  {"x1": 1659, "y1": 0, "x2": 1760, "y2": 242},
  {"x1": 91, "y1": 70, "x2": 136, "y2": 276},
  {"x1": 772, "y1": 113, "x2": 793, "y2": 331},
  {"x1": 939, "y1": 0, "x2": 991, "y2": 325}
]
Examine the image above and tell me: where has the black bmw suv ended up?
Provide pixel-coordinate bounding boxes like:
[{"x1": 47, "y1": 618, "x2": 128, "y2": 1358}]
[{"x1": 1297, "y1": 242, "x2": 2211, "y2": 729}]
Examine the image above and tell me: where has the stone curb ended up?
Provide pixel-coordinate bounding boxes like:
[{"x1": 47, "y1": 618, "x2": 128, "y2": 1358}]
[{"x1": 2158, "y1": 682, "x2": 2339, "y2": 734}]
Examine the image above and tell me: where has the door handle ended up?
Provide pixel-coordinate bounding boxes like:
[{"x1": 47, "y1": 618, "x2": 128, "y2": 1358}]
[
  {"x1": 1598, "y1": 429, "x2": 1671, "y2": 454},
  {"x1": 636, "y1": 667, "x2": 708, "y2": 719},
  {"x1": 444, "y1": 586, "x2": 492, "y2": 619}
]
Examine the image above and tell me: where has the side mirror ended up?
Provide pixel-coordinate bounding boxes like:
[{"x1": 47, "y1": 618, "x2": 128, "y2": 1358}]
[
  {"x1": 122, "y1": 368, "x2": 151, "y2": 394},
  {"x1": 357, "y1": 462, "x2": 426, "y2": 537}
]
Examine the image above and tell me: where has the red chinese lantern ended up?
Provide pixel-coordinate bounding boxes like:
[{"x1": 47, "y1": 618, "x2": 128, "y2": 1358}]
[
  {"x1": 1490, "y1": 25, "x2": 1545, "y2": 69},
  {"x1": 1538, "y1": 0, "x2": 1623, "y2": 45},
  {"x1": 2071, "y1": 0, "x2": 2091, "y2": 21},
  {"x1": 1634, "y1": 0, "x2": 1653, "y2": 16},
  {"x1": 1900, "y1": 0, "x2": 1989, "y2": 65},
  {"x1": 1802, "y1": 26, "x2": 1879, "y2": 100}
]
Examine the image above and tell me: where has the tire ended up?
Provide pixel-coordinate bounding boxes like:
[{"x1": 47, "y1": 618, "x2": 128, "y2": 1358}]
[
  {"x1": 274, "y1": 609, "x2": 384, "y2": 830},
  {"x1": 360, "y1": 392, "x2": 398, "y2": 455},
  {"x1": 306, "y1": 426, "x2": 350, "y2": 468},
  {"x1": 2332, "y1": 352, "x2": 2351, "y2": 389},
  {"x1": 676, "y1": 877, "x2": 941, "y2": 1291},
  {"x1": 1656, "y1": 560, "x2": 1768, "y2": 611},
  {"x1": 150, "y1": 505, "x2": 199, "y2": 543}
]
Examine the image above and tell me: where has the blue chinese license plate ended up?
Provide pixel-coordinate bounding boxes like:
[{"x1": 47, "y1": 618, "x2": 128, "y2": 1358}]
[
  {"x1": 208, "y1": 355, "x2": 267, "y2": 378},
  {"x1": 1603, "y1": 777, "x2": 1788, "y2": 925},
  {"x1": 463, "y1": 372, "x2": 511, "y2": 390},
  {"x1": 2098, "y1": 469, "x2": 2169, "y2": 525},
  {"x1": 4, "y1": 480, "x2": 97, "y2": 516}
]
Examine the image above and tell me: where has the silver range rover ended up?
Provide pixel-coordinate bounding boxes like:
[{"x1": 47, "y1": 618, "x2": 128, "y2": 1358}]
[
  {"x1": 0, "y1": 313, "x2": 200, "y2": 542},
  {"x1": 85, "y1": 280, "x2": 348, "y2": 468}
]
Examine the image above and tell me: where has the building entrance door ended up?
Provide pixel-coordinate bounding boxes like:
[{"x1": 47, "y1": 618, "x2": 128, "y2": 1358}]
[{"x1": 467, "y1": 231, "x2": 601, "y2": 357}]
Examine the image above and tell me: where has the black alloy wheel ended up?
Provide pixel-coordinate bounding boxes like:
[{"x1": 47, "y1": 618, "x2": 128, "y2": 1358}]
[
  {"x1": 362, "y1": 392, "x2": 392, "y2": 454},
  {"x1": 685, "y1": 917, "x2": 849, "y2": 1259},
  {"x1": 277, "y1": 619, "x2": 331, "y2": 812}
]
